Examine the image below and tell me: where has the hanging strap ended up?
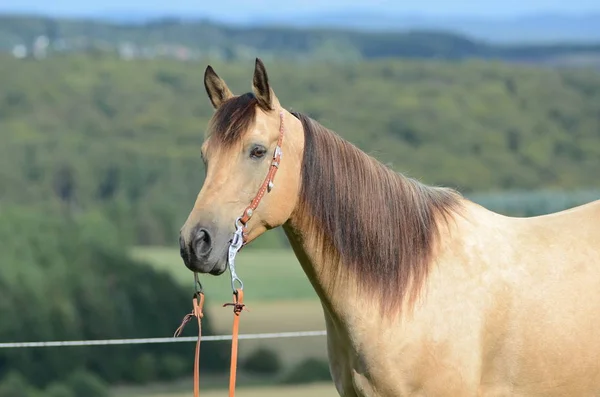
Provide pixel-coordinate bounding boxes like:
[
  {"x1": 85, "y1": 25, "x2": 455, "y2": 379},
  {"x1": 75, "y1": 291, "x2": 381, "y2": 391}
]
[
  {"x1": 223, "y1": 288, "x2": 247, "y2": 397},
  {"x1": 174, "y1": 292, "x2": 205, "y2": 397}
]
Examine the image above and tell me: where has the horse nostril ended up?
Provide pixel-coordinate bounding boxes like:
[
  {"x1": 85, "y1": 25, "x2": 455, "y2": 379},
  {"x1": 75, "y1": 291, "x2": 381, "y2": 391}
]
[{"x1": 193, "y1": 228, "x2": 212, "y2": 257}]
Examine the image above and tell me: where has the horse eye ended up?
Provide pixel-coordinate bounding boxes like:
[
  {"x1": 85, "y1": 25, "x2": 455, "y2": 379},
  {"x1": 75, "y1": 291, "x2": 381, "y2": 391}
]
[{"x1": 250, "y1": 145, "x2": 267, "y2": 159}]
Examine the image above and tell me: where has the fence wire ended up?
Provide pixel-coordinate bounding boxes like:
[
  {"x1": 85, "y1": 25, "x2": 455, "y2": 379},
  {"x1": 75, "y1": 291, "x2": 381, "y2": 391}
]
[{"x1": 0, "y1": 330, "x2": 327, "y2": 349}]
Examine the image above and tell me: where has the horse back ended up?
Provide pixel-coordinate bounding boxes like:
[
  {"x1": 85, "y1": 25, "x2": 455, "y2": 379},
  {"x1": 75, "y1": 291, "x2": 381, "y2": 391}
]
[{"x1": 478, "y1": 198, "x2": 600, "y2": 396}]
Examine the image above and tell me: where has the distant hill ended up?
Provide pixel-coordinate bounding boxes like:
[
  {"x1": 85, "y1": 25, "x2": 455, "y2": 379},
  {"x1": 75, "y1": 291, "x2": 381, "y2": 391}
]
[
  {"x1": 33, "y1": 7, "x2": 600, "y2": 44},
  {"x1": 251, "y1": 11, "x2": 600, "y2": 44},
  {"x1": 1, "y1": 14, "x2": 600, "y2": 68},
  {"x1": 18, "y1": 9, "x2": 600, "y2": 43}
]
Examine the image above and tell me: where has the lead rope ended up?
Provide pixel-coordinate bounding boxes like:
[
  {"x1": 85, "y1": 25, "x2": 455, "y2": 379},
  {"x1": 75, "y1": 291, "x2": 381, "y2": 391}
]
[
  {"x1": 223, "y1": 289, "x2": 246, "y2": 397},
  {"x1": 174, "y1": 273, "x2": 204, "y2": 397},
  {"x1": 224, "y1": 214, "x2": 247, "y2": 397}
]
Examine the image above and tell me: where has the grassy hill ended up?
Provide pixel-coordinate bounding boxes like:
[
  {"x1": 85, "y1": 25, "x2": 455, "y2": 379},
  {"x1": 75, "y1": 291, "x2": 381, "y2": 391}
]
[{"x1": 1, "y1": 54, "x2": 599, "y2": 246}]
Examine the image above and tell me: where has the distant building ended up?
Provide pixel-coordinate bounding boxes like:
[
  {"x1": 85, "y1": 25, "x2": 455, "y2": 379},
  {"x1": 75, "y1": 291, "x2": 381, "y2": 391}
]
[
  {"x1": 118, "y1": 42, "x2": 136, "y2": 60},
  {"x1": 33, "y1": 35, "x2": 50, "y2": 59},
  {"x1": 175, "y1": 46, "x2": 190, "y2": 61},
  {"x1": 12, "y1": 44, "x2": 27, "y2": 59}
]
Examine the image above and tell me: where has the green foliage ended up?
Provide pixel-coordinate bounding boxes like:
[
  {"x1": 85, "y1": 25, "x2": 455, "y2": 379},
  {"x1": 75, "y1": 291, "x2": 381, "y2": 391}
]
[
  {"x1": 0, "y1": 207, "x2": 229, "y2": 388},
  {"x1": 0, "y1": 55, "x2": 599, "y2": 249},
  {"x1": 44, "y1": 383, "x2": 75, "y2": 397},
  {"x1": 242, "y1": 347, "x2": 282, "y2": 375},
  {"x1": 65, "y1": 370, "x2": 108, "y2": 397},
  {"x1": 157, "y1": 354, "x2": 188, "y2": 381},
  {"x1": 129, "y1": 353, "x2": 158, "y2": 384},
  {"x1": 0, "y1": 372, "x2": 38, "y2": 397},
  {"x1": 280, "y1": 358, "x2": 332, "y2": 385}
]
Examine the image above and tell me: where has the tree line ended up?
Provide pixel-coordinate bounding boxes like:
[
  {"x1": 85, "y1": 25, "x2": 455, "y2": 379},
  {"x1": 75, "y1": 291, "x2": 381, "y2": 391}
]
[{"x1": 0, "y1": 206, "x2": 231, "y2": 395}]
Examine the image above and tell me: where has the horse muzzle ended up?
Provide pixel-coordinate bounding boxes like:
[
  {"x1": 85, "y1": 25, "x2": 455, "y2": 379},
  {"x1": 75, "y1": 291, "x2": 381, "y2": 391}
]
[{"x1": 179, "y1": 225, "x2": 229, "y2": 275}]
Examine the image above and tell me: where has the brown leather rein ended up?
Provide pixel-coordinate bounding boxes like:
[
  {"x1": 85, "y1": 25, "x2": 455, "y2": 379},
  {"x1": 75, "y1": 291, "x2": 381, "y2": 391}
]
[{"x1": 174, "y1": 110, "x2": 285, "y2": 397}]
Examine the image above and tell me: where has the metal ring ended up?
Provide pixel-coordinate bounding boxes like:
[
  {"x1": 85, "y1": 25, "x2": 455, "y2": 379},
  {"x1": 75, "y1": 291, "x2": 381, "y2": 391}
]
[
  {"x1": 235, "y1": 217, "x2": 244, "y2": 229},
  {"x1": 231, "y1": 275, "x2": 244, "y2": 291}
]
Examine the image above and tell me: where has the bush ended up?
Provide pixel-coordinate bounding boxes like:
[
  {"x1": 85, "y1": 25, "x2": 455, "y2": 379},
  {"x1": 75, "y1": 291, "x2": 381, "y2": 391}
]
[
  {"x1": 65, "y1": 370, "x2": 109, "y2": 397},
  {"x1": 158, "y1": 354, "x2": 188, "y2": 381},
  {"x1": 129, "y1": 353, "x2": 158, "y2": 384},
  {"x1": 0, "y1": 371, "x2": 39, "y2": 397},
  {"x1": 44, "y1": 382, "x2": 75, "y2": 397},
  {"x1": 280, "y1": 358, "x2": 332, "y2": 385},
  {"x1": 241, "y1": 347, "x2": 282, "y2": 375}
]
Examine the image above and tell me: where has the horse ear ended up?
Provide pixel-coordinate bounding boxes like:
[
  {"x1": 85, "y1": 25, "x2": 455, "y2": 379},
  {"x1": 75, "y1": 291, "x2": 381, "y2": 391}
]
[
  {"x1": 204, "y1": 65, "x2": 234, "y2": 109},
  {"x1": 252, "y1": 58, "x2": 274, "y2": 111}
]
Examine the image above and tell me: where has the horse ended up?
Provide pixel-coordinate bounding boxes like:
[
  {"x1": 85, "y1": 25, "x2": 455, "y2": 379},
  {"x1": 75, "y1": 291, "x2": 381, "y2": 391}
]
[{"x1": 178, "y1": 58, "x2": 600, "y2": 396}]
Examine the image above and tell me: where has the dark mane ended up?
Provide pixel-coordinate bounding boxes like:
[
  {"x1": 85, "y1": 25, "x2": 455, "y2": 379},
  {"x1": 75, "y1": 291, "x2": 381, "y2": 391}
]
[
  {"x1": 291, "y1": 111, "x2": 463, "y2": 315},
  {"x1": 207, "y1": 92, "x2": 258, "y2": 147}
]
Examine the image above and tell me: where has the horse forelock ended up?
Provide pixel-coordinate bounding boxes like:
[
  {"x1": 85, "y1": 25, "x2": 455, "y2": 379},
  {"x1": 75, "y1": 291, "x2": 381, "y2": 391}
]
[
  {"x1": 290, "y1": 111, "x2": 464, "y2": 316},
  {"x1": 206, "y1": 92, "x2": 259, "y2": 148}
]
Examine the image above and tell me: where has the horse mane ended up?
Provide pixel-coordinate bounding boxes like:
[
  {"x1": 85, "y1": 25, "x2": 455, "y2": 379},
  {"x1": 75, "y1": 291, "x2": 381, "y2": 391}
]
[{"x1": 290, "y1": 111, "x2": 464, "y2": 315}]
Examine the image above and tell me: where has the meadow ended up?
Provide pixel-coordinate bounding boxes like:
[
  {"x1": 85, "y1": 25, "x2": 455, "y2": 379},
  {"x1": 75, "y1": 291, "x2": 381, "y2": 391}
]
[{"x1": 129, "y1": 246, "x2": 317, "y2": 303}]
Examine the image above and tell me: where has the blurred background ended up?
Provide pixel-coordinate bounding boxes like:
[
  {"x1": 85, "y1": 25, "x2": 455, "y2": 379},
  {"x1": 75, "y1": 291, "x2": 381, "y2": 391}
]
[{"x1": 0, "y1": 0, "x2": 599, "y2": 396}]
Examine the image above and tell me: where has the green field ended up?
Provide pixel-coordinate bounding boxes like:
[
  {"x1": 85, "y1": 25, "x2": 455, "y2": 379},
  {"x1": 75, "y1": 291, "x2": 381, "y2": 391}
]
[{"x1": 130, "y1": 246, "x2": 318, "y2": 303}]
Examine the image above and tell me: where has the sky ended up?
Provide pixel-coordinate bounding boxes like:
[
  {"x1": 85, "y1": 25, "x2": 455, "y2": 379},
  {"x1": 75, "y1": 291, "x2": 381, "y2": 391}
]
[{"x1": 1, "y1": 0, "x2": 600, "y2": 21}]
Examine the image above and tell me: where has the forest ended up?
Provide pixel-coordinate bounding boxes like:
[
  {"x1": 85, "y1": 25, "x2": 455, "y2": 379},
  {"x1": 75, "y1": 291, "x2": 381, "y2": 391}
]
[
  {"x1": 1, "y1": 47, "x2": 600, "y2": 395},
  {"x1": 0, "y1": 207, "x2": 232, "y2": 396},
  {"x1": 1, "y1": 54, "x2": 599, "y2": 246}
]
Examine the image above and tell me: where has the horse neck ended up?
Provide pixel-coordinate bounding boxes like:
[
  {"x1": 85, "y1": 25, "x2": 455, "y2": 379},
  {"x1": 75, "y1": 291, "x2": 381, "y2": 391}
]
[{"x1": 282, "y1": 113, "x2": 463, "y2": 323}]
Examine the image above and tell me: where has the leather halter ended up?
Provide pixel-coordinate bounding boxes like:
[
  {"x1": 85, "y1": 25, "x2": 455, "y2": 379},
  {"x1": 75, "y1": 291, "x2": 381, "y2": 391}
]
[{"x1": 236, "y1": 109, "x2": 285, "y2": 244}]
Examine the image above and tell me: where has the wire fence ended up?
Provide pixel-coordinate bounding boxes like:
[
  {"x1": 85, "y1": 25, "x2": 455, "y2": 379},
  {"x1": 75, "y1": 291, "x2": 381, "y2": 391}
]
[{"x1": 0, "y1": 330, "x2": 327, "y2": 349}]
